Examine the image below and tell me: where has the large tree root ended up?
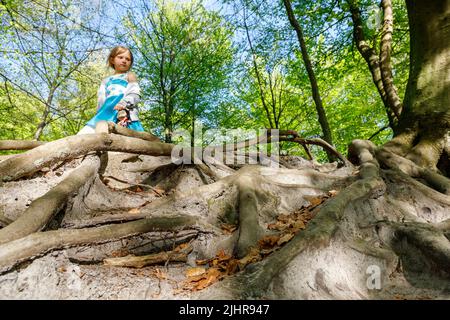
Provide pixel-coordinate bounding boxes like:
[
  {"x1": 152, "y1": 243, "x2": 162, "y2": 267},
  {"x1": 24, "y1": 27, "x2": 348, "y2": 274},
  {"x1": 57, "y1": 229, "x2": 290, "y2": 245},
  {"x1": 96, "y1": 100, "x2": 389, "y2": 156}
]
[
  {"x1": 0, "y1": 215, "x2": 200, "y2": 274},
  {"x1": 383, "y1": 169, "x2": 450, "y2": 206},
  {"x1": 377, "y1": 147, "x2": 450, "y2": 195},
  {"x1": 205, "y1": 129, "x2": 350, "y2": 167},
  {"x1": 235, "y1": 174, "x2": 263, "y2": 258},
  {"x1": 1, "y1": 128, "x2": 449, "y2": 299},
  {"x1": 391, "y1": 222, "x2": 450, "y2": 272},
  {"x1": 103, "y1": 243, "x2": 193, "y2": 268},
  {"x1": 94, "y1": 121, "x2": 161, "y2": 142},
  {"x1": 197, "y1": 140, "x2": 384, "y2": 298},
  {"x1": 0, "y1": 212, "x2": 13, "y2": 228},
  {"x1": 0, "y1": 133, "x2": 174, "y2": 182},
  {"x1": 0, "y1": 140, "x2": 46, "y2": 150},
  {"x1": 0, "y1": 156, "x2": 100, "y2": 245}
]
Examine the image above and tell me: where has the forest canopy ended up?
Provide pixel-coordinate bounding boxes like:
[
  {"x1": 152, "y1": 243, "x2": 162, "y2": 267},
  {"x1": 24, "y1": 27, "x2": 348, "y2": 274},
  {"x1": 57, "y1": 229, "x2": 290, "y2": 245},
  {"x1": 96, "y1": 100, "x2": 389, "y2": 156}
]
[{"x1": 0, "y1": 0, "x2": 407, "y2": 158}]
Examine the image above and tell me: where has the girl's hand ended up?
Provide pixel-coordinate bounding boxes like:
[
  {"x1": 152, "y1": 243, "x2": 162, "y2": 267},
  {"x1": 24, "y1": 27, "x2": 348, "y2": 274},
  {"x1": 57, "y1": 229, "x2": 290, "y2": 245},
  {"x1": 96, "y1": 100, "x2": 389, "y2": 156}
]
[{"x1": 114, "y1": 104, "x2": 125, "y2": 111}]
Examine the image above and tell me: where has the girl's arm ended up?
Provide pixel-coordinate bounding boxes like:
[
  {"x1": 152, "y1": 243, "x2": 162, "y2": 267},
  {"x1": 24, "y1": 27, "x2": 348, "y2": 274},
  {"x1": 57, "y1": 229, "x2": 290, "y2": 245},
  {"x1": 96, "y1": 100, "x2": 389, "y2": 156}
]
[{"x1": 116, "y1": 72, "x2": 141, "y2": 109}]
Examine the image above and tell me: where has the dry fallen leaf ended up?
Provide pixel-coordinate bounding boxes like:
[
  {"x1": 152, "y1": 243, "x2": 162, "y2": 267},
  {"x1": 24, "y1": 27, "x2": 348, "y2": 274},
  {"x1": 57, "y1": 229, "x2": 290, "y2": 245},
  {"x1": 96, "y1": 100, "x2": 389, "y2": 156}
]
[
  {"x1": 260, "y1": 247, "x2": 278, "y2": 256},
  {"x1": 221, "y1": 223, "x2": 237, "y2": 234},
  {"x1": 186, "y1": 267, "x2": 207, "y2": 278},
  {"x1": 328, "y1": 190, "x2": 339, "y2": 197},
  {"x1": 128, "y1": 208, "x2": 140, "y2": 214},
  {"x1": 152, "y1": 187, "x2": 165, "y2": 195},
  {"x1": 267, "y1": 222, "x2": 278, "y2": 230},
  {"x1": 209, "y1": 249, "x2": 232, "y2": 268},
  {"x1": 195, "y1": 258, "x2": 211, "y2": 265},
  {"x1": 238, "y1": 247, "x2": 261, "y2": 268},
  {"x1": 291, "y1": 220, "x2": 306, "y2": 232},
  {"x1": 216, "y1": 249, "x2": 232, "y2": 262},
  {"x1": 151, "y1": 268, "x2": 167, "y2": 280},
  {"x1": 258, "y1": 235, "x2": 280, "y2": 249},
  {"x1": 304, "y1": 195, "x2": 324, "y2": 207},
  {"x1": 268, "y1": 220, "x2": 288, "y2": 231},
  {"x1": 174, "y1": 243, "x2": 191, "y2": 253},
  {"x1": 277, "y1": 233, "x2": 294, "y2": 246},
  {"x1": 192, "y1": 268, "x2": 223, "y2": 291},
  {"x1": 225, "y1": 259, "x2": 239, "y2": 275},
  {"x1": 277, "y1": 214, "x2": 291, "y2": 223},
  {"x1": 111, "y1": 249, "x2": 130, "y2": 257}
]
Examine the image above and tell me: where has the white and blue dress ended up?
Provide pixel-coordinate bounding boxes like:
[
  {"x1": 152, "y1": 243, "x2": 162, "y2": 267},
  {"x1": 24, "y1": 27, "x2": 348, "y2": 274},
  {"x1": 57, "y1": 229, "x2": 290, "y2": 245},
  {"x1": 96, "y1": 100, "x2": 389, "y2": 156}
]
[{"x1": 78, "y1": 72, "x2": 144, "y2": 134}]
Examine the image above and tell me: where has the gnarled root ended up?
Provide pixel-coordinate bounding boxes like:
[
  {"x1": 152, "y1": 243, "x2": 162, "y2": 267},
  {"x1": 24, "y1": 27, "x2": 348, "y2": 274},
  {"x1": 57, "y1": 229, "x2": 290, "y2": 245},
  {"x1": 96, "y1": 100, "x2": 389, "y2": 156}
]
[
  {"x1": 0, "y1": 133, "x2": 173, "y2": 182},
  {"x1": 196, "y1": 140, "x2": 384, "y2": 299},
  {"x1": 0, "y1": 155, "x2": 100, "y2": 245},
  {"x1": 103, "y1": 243, "x2": 193, "y2": 268},
  {"x1": 0, "y1": 215, "x2": 200, "y2": 274},
  {"x1": 0, "y1": 140, "x2": 46, "y2": 150},
  {"x1": 377, "y1": 147, "x2": 450, "y2": 195}
]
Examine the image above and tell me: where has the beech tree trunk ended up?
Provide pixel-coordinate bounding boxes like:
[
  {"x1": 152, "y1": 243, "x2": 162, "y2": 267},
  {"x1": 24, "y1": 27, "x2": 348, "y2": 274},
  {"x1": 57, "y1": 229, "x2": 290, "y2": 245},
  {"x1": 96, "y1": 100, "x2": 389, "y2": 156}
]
[
  {"x1": 383, "y1": 0, "x2": 450, "y2": 172},
  {"x1": 282, "y1": 0, "x2": 336, "y2": 162},
  {"x1": 403, "y1": 0, "x2": 450, "y2": 122}
]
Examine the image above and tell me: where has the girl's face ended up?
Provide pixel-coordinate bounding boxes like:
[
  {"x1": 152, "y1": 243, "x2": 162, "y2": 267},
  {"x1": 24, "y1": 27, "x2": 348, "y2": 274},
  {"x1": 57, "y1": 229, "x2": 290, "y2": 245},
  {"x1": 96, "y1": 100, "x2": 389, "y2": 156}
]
[{"x1": 111, "y1": 49, "x2": 132, "y2": 73}]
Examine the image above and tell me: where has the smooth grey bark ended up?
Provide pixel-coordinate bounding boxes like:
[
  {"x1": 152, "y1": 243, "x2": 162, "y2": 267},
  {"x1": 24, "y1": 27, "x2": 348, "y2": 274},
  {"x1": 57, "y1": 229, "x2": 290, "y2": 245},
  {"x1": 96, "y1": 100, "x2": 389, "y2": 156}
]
[{"x1": 282, "y1": 0, "x2": 335, "y2": 161}]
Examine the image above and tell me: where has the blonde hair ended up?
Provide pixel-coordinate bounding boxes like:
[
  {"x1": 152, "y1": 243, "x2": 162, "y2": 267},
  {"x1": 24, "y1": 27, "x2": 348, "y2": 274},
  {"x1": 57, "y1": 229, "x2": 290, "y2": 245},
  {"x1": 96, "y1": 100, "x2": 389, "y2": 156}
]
[{"x1": 107, "y1": 46, "x2": 134, "y2": 69}]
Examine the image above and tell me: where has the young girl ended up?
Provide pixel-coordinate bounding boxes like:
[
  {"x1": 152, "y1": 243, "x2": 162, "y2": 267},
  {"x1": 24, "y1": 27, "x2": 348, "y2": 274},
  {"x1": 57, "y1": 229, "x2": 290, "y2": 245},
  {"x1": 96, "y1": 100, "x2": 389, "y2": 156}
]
[{"x1": 78, "y1": 46, "x2": 145, "y2": 134}]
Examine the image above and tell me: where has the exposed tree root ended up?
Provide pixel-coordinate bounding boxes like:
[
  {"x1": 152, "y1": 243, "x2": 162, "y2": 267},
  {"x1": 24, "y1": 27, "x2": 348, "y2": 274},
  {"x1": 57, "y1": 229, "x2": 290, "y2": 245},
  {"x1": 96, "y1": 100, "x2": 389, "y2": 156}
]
[
  {"x1": 0, "y1": 140, "x2": 46, "y2": 150},
  {"x1": 204, "y1": 129, "x2": 349, "y2": 167},
  {"x1": 199, "y1": 140, "x2": 384, "y2": 298},
  {"x1": 383, "y1": 169, "x2": 450, "y2": 206},
  {"x1": 0, "y1": 156, "x2": 100, "y2": 245},
  {"x1": 281, "y1": 136, "x2": 351, "y2": 166},
  {"x1": 235, "y1": 174, "x2": 263, "y2": 258},
  {"x1": 0, "y1": 130, "x2": 449, "y2": 299},
  {"x1": 103, "y1": 243, "x2": 193, "y2": 268},
  {"x1": 0, "y1": 215, "x2": 199, "y2": 274},
  {"x1": 102, "y1": 175, "x2": 164, "y2": 196},
  {"x1": 0, "y1": 134, "x2": 174, "y2": 182},
  {"x1": 435, "y1": 218, "x2": 450, "y2": 232},
  {"x1": 95, "y1": 121, "x2": 161, "y2": 142},
  {"x1": 0, "y1": 212, "x2": 13, "y2": 228},
  {"x1": 377, "y1": 147, "x2": 450, "y2": 195},
  {"x1": 0, "y1": 154, "x2": 16, "y2": 163},
  {"x1": 391, "y1": 222, "x2": 450, "y2": 272}
]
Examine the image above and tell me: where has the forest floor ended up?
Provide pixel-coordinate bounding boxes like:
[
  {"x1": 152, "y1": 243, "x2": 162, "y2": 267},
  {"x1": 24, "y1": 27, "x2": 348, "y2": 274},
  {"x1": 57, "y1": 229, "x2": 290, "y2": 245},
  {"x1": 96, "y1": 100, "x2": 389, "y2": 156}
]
[{"x1": 0, "y1": 152, "x2": 449, "y2": 300}]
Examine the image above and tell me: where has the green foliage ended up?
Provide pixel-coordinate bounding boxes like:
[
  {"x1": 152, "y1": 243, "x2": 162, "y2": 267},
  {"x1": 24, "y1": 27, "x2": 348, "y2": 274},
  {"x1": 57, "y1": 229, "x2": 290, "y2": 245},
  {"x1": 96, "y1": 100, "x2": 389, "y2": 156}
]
[
  {"x1": 221, "y1": 0, "x2": 408, "y2": 161},
  {"x1": 0, "y1": 82, "x2": 43, "y2": 139},
  {"x1": 122, "y1": 0, "x2": 235, "y2": 141},
  {"x1": 0, "y1": 0, "x2": 412, "y2": 163},
  {"x1": 0, "y1": 0, "x2": 107, "y2": 140},
  {"x1": 44, "y1": 56, "x2": 108, "y2": 140}
]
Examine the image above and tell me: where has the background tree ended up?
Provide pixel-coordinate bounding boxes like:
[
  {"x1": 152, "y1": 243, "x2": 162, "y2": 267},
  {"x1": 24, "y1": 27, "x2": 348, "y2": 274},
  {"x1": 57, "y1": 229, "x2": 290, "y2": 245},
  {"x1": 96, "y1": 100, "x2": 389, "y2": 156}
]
[
  {"x1": 283, "y1": 0, "x2": 335, "y2": 161},
  {"x1": 122, "y1": 0, "x2": 234, "y2": 143},
  {"x1": 0, "y1": 0, "x2": 107, "y2": 140}
]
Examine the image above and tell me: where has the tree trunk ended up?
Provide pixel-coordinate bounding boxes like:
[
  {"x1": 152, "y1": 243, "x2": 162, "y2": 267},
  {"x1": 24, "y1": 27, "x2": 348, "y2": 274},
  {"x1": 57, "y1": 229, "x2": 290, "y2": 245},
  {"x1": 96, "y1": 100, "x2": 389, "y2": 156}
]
[
  {"x1": 403, "y1": 0, "x2": 450, "y2": 121},
  {"x1": 282, "y1": 0, "x2": 335, "y2": 162},
  {"x1": 33, "y1": 108, "x2": 50, "y2": 141},
  {"x1": 380, "y1": 0, "x2": 403, "y2": 119},
  {"x1": 348, "y1": 0, "x2": 398, "y2": 130},
  {"x1": 391, "y1": 0, "x2": 450, "y2": 170}
]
